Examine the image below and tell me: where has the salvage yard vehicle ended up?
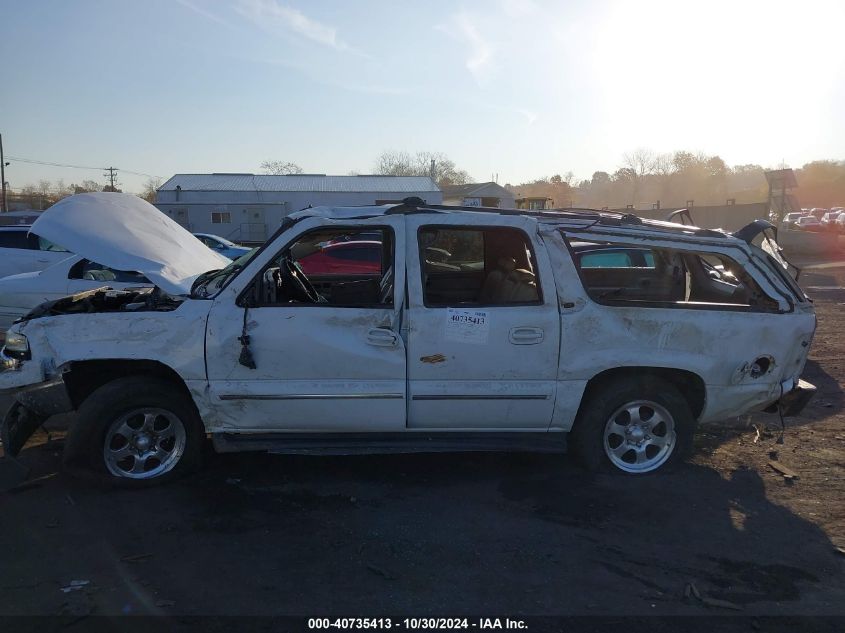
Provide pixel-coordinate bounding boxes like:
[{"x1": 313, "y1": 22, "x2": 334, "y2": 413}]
[
  {"x1": 0, "y1": 225, "x2": 72, "y2": 279},
  {"x1": 0, "y1": 255, "x2": 155, "y2": 340},
  {"x1": 0, "y1": 193, "x2": 816, "y2": 485},
  {"x1": 192, "y1": 233, "x2": 253, "y2": 260}
]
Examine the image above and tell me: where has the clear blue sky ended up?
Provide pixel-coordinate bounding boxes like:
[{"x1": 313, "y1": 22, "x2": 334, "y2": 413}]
[{"x1": 2, "y1": 0, "x2": 844, "y2": 193}]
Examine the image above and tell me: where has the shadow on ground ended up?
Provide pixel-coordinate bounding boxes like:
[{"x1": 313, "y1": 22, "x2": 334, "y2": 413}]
[{"x1": 1, "y1": 443, "x2": 843, "y2": 617}]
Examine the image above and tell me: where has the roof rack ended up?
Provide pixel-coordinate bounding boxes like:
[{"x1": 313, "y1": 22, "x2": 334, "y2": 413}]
[{"x1": 389, "y1": 197, "x2": 727, "y2": 239}]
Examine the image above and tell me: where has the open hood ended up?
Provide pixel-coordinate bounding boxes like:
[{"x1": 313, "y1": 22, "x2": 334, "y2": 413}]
[{"x1": 30, "y1": 193, "x2": 231, "y2": 296}]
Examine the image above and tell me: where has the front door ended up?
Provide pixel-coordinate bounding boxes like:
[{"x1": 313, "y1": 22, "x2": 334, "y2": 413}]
[
  {"x1": 405, "y1": 215, "x2": 561, "y2": 430},
  {"x1": 204, "y1": 216, "x2": 407, "y2": 432}
]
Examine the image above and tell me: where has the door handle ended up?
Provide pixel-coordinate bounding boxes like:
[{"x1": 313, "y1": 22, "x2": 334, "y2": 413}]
[
  {"x1": 509, "y1": 327, "x2": 544, "y2": 345},
  {"x1": 366, "y1": 327, "x2": 398, "y2": 347}
]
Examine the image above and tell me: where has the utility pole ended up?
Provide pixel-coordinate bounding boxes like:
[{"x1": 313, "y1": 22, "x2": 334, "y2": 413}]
[
  {"x1": 103, "y1": 166, "x2": 119, "y2": 192},
  {"x1": 0, "y1": 133, "x2": 7, "y2": 213}
]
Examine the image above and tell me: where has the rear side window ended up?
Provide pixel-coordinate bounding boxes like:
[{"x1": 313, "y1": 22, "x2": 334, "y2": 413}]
[
  {"x1": 0, "y1": 230, "x2": 30, "y2": 249},
  {"x1": 578, "y1": 249, "x2": 656, "y2": 269},
  {"x1": 569, "y1": 237, "x2": 779, "y2": 311}
]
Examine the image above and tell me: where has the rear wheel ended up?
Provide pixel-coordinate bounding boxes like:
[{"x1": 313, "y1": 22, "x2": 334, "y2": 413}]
[
  {"x1": 64, "y1": 376, "x2": 204, "y2": 487},
  {"x1": 571, "y1": 376, "x2": 695, "y2": 474}
]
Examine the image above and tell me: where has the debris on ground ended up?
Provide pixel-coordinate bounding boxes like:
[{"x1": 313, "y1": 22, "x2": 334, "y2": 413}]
[
  {"x1": 59, "y1": 580, "x2": 90, "y2": 593},
  {"x1": 120, "y1": 553, "x2": 153, "y2": 563},
  {"x1": 685, "y1": 582, "x2": 742, "y2": 611},
  {"x1": 365, "y1": 563, "x2": 394, "y2": 580},
  {"x1": 768, "y1": 460, "x2": 800, "y2": 480}
]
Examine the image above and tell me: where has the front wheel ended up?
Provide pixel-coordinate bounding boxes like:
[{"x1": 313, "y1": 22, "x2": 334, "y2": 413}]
[
  {"x1": 570, "y1": 377, "x2": 695, "y2": 474},
  {"x1": 64, "y1": 376, "x2": 204, "y2": 487}
]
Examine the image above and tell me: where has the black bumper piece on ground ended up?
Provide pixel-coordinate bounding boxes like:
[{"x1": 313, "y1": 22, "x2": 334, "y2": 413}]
[
  {"x1": 0, "y1": 377, "x2": 72, "y2": 458},
  {"x1": 771, "y1": 378, "x2": 817, "y2": 417}
]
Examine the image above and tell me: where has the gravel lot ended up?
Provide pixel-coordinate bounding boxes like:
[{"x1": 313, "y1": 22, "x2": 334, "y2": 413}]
[{"x1": 1, "y1": 267, "x2": 844, "y2": 620}]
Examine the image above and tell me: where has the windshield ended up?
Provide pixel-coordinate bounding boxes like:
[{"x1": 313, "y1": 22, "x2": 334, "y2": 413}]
[{"x1": 191, "y1": 248, "x2": 259, "y2": 298}]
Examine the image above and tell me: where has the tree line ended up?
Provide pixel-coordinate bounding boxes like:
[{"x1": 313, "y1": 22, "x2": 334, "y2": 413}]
[{"x1": 8, "y1": 150, "x2": 845, "y2": 212}]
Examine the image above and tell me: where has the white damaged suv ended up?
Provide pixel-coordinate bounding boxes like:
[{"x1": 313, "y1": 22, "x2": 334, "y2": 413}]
[{"x1": 0, "y1": 193, "x2": 816, "y2": 485}]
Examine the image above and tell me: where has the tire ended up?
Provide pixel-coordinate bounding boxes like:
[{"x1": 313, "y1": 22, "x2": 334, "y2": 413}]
[
  {"x1": 570, "y1": 376, "x2": 695, "y2": 474},
  {"x1": 63, "y1": 376, "x2": 204, "y2": 487}
]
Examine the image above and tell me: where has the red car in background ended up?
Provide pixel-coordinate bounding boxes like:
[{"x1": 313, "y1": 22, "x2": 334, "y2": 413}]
[{"x1": 296, "y1": 240, "x2": 383, "y2": 276}]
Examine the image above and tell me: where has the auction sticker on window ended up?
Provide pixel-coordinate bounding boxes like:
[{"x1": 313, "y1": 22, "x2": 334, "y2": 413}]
[{"x1": 445, "y1": 308, "x2": 489, "y2": 344}]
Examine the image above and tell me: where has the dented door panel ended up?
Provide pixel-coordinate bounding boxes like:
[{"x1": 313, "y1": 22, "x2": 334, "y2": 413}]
[{"x1": 204, "y1": 215, "x2": 408, "y2": 432}]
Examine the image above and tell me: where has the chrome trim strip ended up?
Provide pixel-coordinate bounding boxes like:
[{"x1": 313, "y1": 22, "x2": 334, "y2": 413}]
[
  {"x1": 219, "y1": 394, "x2": 404, "y2": 401},
  {"x1": 412, "y1": 395, "x2": 549, "y2": 401}
]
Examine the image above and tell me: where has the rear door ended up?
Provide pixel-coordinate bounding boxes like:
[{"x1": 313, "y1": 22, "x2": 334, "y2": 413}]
[{"x1": 405, "y1": 214, "x2": 560, "y2": 430}]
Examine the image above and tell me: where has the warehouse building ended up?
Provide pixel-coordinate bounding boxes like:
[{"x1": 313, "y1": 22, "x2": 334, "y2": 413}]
[
  {"x1": 155, "y1": 173, "x2": 442, "y2": 243},
  {"x1": 441, "y1": 182, "x2": 515, "y2": 209}
]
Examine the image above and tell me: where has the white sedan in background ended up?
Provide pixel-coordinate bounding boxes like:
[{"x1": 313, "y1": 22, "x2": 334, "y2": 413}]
[{"x1": 0, "y1": 256, "x2": 154, "y2": 339}]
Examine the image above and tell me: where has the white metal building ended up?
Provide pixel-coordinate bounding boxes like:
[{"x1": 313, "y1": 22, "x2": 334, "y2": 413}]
[{"x1": 155, "y1": 174, "x2": 442, "y2": 242}]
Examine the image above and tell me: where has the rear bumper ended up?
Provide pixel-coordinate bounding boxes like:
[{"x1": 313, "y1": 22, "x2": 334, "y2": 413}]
[{"x1": 771, "y1": 378, "x2": 816, "y2": 417}]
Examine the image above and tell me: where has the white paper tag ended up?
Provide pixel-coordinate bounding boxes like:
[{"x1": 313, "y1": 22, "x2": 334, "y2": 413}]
[{"x1": 445, "y1": 308, "x2": 490, "y2": 344}]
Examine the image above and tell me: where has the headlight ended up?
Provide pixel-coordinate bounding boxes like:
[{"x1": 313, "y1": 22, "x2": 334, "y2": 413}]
[{"x1": 3, "y1": 331, "x2": 31, "y2": 360}]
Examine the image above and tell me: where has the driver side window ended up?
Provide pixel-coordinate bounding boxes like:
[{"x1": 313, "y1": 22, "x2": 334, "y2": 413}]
[{"x1": 244, "y1": 227, "x2": 395, "y2": 308}]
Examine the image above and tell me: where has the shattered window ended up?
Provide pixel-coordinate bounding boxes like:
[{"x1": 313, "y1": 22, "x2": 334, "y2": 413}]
[
  {"x1": 569, "y1": 237, "x2": 778, "y2": 311},
  {"x1": 418, "y1": 226, "x2": 541, "y2": 306}
]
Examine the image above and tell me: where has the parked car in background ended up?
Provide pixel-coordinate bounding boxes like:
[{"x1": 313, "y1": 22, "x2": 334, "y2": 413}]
[
  {"x1": 782, "y1": 212, "x2": 805, "y2": 229},
  {"x1": 809, "y1": 208, "x2": 828, "y2": 220},
  {"x1": 0, "y1": 226, "x2": 73, "y2": 278},
  {"x1": 0, "y1": 256, "x2": 154, "y2": 340},
  {"x1": 796, "y1": 216, "x2": 823, "y2": 231},
  {"x1": 0, "y1": 193, "x2": 816, "y2": 485},
  {"x1": 297, "y1": 240, "x2": 383, "y2": 276},
  {"x1": 835, "y1": 213, "x2": 845, "y2": 233},
  {"x1": 820, "y1": 210, "x2": 843, "y2": 231},
  {"x1": 193, "y1": 233, "x2": 252, "y2": 260}
]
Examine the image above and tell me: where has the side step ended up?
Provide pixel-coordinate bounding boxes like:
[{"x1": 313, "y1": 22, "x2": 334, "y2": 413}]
[{"x1": 212, "y1": 431, "x2": 567, "y2": 456}]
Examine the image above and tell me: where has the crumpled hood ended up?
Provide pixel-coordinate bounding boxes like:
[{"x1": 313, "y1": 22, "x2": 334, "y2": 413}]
[{"x1": 30, "y1": 193, "x2": 231, "y2": 296}]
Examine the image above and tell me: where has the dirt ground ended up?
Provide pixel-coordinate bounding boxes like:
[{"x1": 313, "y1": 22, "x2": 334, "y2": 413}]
[{"x1": 0, "y1": 267, "x2": 844, "y2": 621}]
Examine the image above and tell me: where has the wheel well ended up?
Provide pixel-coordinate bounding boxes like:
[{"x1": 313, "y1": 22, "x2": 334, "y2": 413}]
[
  {"x1": 62, "y1": 359, "x2": 192, "y2": 410},
  {"x1": 578, "y1": 366, "x2": 706, "y2": 420}
]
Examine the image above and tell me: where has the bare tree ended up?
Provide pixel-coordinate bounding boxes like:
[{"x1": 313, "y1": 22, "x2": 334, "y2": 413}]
[
  {"x1": 260, "y1": 160, "x2": 304, "y2": 175},
  {"x1": 140, "y1": 177, "x2": 162, "y2": 203},
  {"x1": 70, "y1": 179, "x2": 101, "y2": 194},
  {"x1": 622, "y1": 148, "x2": 657, "y2": 206},
  {"x1": 623, "y1": 148, "x2": 657, "y2": 178},
  {"x1": 374, "y1": 150, "x2": 471, "y2": 186}
]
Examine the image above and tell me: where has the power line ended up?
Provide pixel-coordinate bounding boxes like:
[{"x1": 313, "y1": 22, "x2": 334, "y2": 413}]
[{"x1": 6, "y1": 155, "x2": 163, "y2": 179}]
